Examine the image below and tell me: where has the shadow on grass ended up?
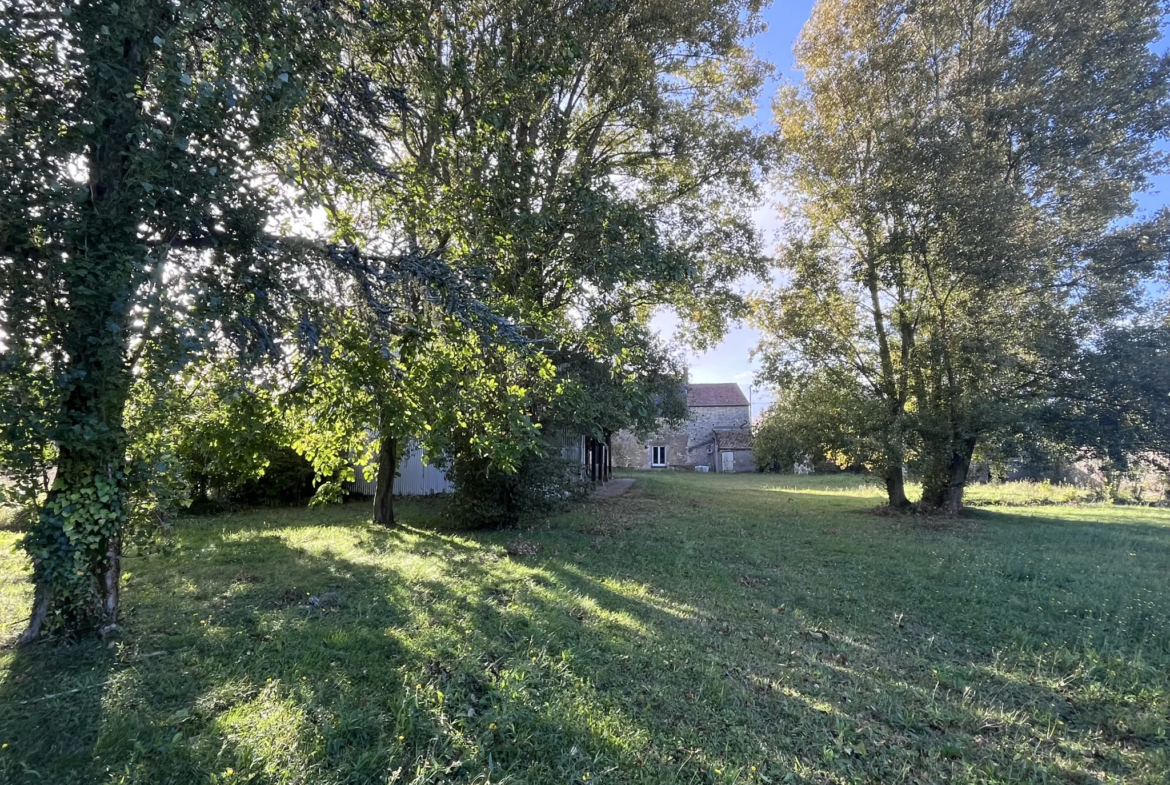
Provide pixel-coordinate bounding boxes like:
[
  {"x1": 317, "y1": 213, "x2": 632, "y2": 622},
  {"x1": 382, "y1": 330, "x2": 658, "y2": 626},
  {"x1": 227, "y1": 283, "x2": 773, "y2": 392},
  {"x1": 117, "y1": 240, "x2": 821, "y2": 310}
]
[
  {"x1": 0, "y1": 635, "x2": 115, "y2": 784},
  {"x1": 552, "y1": 477, "x2": 1170, "y2": 782},
  {"x1": 2, "y1": 479, "x2": 1168, "y2": 784},
  {"x1": 0, "y1": 521, "x2": 674, "y2": 784},
  {"x1": 965, "y1": 504, "x2": 1170, "y2": 543}
]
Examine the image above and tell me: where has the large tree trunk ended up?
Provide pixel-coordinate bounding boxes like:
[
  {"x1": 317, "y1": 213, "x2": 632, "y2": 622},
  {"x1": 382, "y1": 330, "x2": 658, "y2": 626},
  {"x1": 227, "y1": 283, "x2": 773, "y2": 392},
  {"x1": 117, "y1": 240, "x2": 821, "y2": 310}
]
[
  {"x1": 863, "y1": 244, "x2": 913, "y2": 511},
  {"x1": 373, "y1": 434, "x2": 398, "y2": 527},
  {"x1": 882, "y1": 435, "x2": 911, "y2": 509},
  {"x1": 919, "y1": 435, "x2": 978, "y2": 515},
  {"x1": 19, "y1": 31, "x2": 144, "y2": 641},
  {"x1": 21, "y1": 445, "x2": 129, "y2": 642},
  {"x1": 884, "y1": 463, "x2": 911, "y2": 509},
  {"x1": 21, "y1": 125, "x2": 137, "y2": 641}
]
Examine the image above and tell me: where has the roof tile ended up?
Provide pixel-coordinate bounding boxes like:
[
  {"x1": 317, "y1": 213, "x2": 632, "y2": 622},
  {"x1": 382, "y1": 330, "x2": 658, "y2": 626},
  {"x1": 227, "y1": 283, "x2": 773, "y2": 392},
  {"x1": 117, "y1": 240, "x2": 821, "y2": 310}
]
[
  {"x1": 687, "y1": 383, "x2": 749, "y2": 407},
  {"x1": 713, "y1": 428, "x2": 753, "y2": 450}
]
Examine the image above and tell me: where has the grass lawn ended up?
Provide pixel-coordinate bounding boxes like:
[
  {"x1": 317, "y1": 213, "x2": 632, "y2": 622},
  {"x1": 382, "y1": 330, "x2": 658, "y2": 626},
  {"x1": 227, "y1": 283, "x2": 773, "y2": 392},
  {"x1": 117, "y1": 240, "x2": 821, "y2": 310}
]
[{"x1": 1, "y1": 473, "x2": 1168, "y2": 784}]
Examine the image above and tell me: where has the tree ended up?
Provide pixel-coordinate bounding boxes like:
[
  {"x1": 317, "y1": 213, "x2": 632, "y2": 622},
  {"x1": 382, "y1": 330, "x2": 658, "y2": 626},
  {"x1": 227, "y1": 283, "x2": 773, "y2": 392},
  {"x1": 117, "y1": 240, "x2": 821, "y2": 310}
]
[
  {"x1": 253, "y1": 0, "x2": 773, "y2": 525},
  {"x1": 0, "y1": 0, "x2": 530, "y2": 640},
  {"x1": 754, "y1": 0, "x2": 1170, "y2": 512},
  {"x1": 288, "y1": 0, "x2": 772, "y2": 441},
  {"x1": 1050, "y1": 321, "x2": 1170, "y2": 477},
  {"x1": 0, "y1": 0, "x2": 346, "y2": 640},
  {"x1": 125, "y1": 358, "x2": 289, "y2": 507},
  {"x1": 752, "y1": 373, "x2": 885, "y2": 474},
  {"x1": 283, "y1": 260, "x2": 548, "y2": 527}
]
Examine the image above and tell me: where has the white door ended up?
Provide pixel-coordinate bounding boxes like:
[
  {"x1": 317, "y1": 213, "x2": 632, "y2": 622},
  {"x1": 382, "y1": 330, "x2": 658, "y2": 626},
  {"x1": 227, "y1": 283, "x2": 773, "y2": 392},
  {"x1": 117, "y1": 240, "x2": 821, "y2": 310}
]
[{"x1": 721, "y1": 451, "x2": 734, "y2": 472}]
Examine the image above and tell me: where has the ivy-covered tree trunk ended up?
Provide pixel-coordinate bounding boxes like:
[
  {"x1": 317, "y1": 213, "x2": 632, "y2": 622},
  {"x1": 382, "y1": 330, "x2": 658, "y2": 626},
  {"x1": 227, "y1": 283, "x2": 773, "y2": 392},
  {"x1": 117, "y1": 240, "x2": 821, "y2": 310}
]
[
  {"x1": 21, "y1": 226, "x2": 137, "y2": 641},
  {"x1": 23, "y1": 447, "x2": 130, "y2": 642},
  {"x1": 17, "y1": 17, "x2": 144, "y2": 641},
  {"x1": 3, "y1": 1, "x2": 335, "y2": 642}
]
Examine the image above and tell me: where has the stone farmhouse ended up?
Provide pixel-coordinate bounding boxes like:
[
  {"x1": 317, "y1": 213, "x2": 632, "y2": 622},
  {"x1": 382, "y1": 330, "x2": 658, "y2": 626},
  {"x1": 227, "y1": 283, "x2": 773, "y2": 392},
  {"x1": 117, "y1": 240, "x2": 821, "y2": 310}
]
[{"x1": 611, "y1": 382, "x2": 755, "y2": 472}]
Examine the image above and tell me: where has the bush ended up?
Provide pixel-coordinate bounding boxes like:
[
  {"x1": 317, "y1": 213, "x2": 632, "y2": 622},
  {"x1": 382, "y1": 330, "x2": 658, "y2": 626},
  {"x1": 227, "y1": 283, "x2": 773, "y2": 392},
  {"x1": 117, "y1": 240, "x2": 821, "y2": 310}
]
[
  {"x1": 231, "y1": 447, "x2": 317, "y2": 506},
  {"x1": 962, "y1": 480, "x2": 1097, "y2": 507},
  {"x1": 753, "y1": 376, "x2": 889, "y2": 474},
  {"x1": 754, "y1": 406, "x2": 810, "y2": 472},
  {"x1": 185, "y1": 446, "x2": 317, "y2": 513},
  {"x1": 447, "y1": 450, "x2": 591, "y2": 527},
  {"x1": 0, "y1": 504, "x2": 32, "y2": 532}
]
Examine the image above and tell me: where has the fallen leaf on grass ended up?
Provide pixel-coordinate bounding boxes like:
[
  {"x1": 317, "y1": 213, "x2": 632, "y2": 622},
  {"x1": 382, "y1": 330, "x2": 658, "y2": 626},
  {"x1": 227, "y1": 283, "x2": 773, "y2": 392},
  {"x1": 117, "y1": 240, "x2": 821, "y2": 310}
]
[{"x1": 505, "y1": 539, "x2": 540, "y2": 557}]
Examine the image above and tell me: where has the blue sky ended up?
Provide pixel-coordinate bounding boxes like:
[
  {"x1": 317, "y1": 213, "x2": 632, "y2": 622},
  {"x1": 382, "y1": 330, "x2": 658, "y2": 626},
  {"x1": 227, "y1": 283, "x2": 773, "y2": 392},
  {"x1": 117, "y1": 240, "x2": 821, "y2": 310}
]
[
  {"x1": 662, "y1": 1, "x2": 1170, "y2": 419},
  {"x1": 652, "y1": 1, "x2": 815, "y2": 417}
]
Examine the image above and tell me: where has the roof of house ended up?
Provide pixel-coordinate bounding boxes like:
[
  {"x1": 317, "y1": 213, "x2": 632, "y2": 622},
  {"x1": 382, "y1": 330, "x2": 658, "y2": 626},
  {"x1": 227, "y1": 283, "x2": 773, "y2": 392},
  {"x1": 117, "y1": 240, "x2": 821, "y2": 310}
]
[
  {"x1": 714, "y1": 428, "x2": 753, "y2": 451},
  {"x1": 687, "y1": 383, "x2": 749, "y2": 408}
]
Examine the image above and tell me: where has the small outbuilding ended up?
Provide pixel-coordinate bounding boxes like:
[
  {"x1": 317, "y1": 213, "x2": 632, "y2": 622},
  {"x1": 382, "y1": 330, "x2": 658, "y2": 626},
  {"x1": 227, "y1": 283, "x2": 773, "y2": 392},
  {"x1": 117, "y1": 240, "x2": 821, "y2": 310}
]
[{"x1": 712, "y1": 427, "x2": 755, "y2": 473}]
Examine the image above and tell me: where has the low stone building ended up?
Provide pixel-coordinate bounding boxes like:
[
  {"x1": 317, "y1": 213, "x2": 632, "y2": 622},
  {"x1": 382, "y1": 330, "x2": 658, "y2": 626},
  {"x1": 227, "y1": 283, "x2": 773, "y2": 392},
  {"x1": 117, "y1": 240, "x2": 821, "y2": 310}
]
[{"x1": 612, "y1": 382, "x2": 755, "y2": 472}]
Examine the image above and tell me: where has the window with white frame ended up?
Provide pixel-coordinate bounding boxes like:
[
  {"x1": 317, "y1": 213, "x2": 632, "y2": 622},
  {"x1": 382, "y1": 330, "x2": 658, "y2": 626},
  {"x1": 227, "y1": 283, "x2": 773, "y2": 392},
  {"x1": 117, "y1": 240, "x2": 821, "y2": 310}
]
[{"x1": 651, "y1": 445, "x2": 667, "y2": 467}]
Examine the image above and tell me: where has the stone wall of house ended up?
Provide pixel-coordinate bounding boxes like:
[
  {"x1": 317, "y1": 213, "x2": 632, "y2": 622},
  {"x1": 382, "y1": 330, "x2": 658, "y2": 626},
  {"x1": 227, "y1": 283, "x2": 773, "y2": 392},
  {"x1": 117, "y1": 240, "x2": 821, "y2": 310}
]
[
  {"x1": 687, "y1": 405, "x2": 751, "y2": 435},
  {"x1": 613, "y1": 404, "x2": 751, "y2": 470},
  {"x1": 684, "y1": 406, "x2": 750, "y2": 468},
  {"x1": 611, "y1": 424, "x2": 690, "y2": 469}
]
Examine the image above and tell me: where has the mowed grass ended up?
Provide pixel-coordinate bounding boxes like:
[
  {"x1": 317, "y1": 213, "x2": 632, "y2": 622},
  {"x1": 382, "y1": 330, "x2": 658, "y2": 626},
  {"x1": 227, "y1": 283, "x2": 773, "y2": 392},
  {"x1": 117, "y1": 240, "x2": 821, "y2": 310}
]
[{"x1": 0, "y1": 473, "x2": 1168, "y2": 785}]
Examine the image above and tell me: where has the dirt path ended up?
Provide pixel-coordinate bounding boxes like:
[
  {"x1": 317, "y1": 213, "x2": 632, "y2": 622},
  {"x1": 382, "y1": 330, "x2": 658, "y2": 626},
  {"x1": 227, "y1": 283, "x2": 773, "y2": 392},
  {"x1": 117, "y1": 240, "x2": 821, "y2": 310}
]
[{"x1": 592, "y1": 478, "x2": 634, "y2": 498}]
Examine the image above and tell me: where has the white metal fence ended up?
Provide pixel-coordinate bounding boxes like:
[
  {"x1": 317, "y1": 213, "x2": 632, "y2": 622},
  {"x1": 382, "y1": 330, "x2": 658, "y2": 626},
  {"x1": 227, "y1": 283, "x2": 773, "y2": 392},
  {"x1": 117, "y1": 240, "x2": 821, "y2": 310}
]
[
  {"x1": 348, "y1": 442, "x2": 453, "y2": 496},
  {"x1": 348, "y1": 431, "x2": 589, "y2": 497}
]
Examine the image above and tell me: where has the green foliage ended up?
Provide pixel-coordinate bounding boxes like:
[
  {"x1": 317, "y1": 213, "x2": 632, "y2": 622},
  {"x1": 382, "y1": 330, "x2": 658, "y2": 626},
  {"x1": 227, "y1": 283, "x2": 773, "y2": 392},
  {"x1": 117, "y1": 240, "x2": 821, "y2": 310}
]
[
  {"x1": 753, "y1": 374, "x2": 894, "y2": 473},
  {"x1": 290, "y1": 0, "x2": 771, "y2": 447},
  {"x1": 752, "y1": 417, "x2": 808, "y2": 474},
  {"x1": 228, "y1": 448, "x2": 317, "y2": 508},
  {"x1": 447, "y1": 449, "x2": 592, "y2": 528},
  {"x1": 133, "y1": 363, "x2": 315, "y2": 511},
  {"x1": 284, "y1": 290, "x2": 550, "y2": 511},
  {"x1": 127, "y1": 361, "x2": 288, "y2": 502},
  {"x1": 0, "y1": 0, "x2": 340, "y2": 636},
  {"x1": 1052, "y1": 323, "x2": 1170, "y2": 469},
  {"x1": 754, "y1": 0, "x2": 1170, "y2": 512},
  {"x1": 544, "y1": 328, "x2": 690, "y2": 440}
]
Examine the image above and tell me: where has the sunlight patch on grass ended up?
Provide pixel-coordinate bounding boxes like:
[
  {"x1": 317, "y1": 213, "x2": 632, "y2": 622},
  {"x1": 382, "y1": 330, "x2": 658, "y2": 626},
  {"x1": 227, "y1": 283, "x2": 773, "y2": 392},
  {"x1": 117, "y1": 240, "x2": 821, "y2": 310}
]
[
  {"x1": 1, "y1": 480, "x2": 1168, "y2": 783},
  {"x1": 212, "y1": 689, "x2": 319, "y2": 780},
  {"x1": 964, "y1": 480, "x2": 1098, "y2": 506},
  {"x1": 760, "y1": 482, "x2": 885, "y2": 498},
  {"x1": 556, "y1": 563, "x2": 699, "y2": 621}
]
